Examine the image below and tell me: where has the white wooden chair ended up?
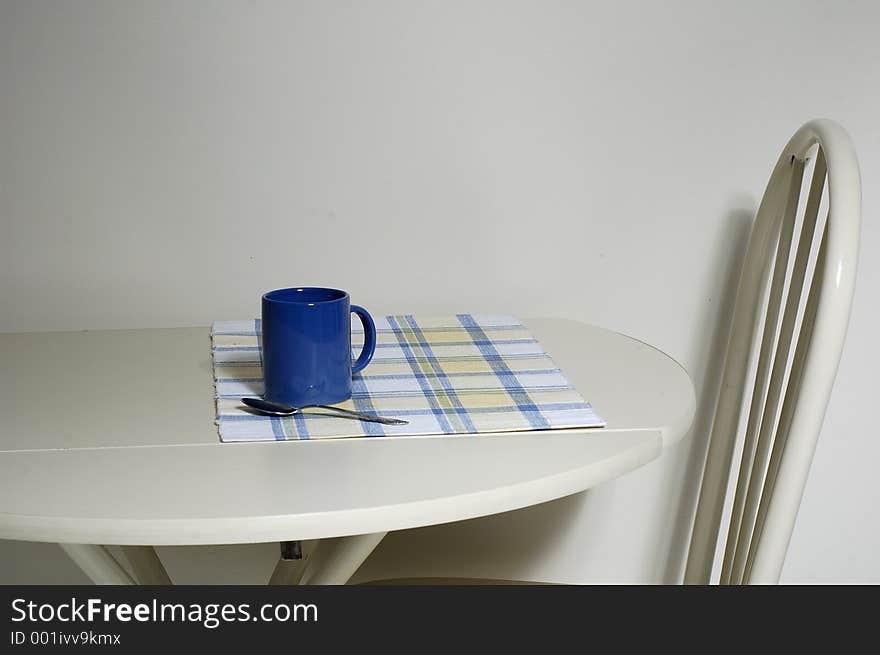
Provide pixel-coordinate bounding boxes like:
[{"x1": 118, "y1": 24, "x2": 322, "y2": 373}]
[{"x1": 685, "y1": 119, "x2": 861, "y2": 584}]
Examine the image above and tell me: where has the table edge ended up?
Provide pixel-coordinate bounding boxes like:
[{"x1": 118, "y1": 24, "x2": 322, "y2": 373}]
[{"x1": 0, "y1": 431, "x2": 661, "y2": 545}]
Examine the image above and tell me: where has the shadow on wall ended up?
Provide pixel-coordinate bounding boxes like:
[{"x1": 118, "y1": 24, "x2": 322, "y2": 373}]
[
  {"x1": 349, "y1": 483, "x2": 618, "y2": 584},
  {"x1": 661, "y1": 204, "x2": 755, "y2": 583},
  {"x1": 0, "y1": 540, "x2": 91, "y2": 584}
]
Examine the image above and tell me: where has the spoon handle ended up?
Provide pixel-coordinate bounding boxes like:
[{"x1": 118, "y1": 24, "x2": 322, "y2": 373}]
[
  {"x1": 240, "y1": 397, "x2": 408, "y2": 425},
  {"x1": 313, "y1": 405, "x2": 408, "y2": 425}
]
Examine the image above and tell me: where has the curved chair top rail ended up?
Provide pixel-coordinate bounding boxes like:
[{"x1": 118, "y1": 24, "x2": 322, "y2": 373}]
[{"x1": 685, "y1": 119, "x2": 861, "y2": 584}]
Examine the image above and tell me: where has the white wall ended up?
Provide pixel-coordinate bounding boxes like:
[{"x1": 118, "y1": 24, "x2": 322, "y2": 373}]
[{"x1": 1, "y1": 0, "x2": 877, "y2": 583}]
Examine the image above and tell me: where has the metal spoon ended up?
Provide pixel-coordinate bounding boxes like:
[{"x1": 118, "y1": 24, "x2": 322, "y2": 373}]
[{"x1": 241, "y1": 397, "x2": 408, "y2": 425}]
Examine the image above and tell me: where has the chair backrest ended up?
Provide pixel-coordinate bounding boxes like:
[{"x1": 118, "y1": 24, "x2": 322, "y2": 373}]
[{"x1": 684, "y1": 120, "x2": 861, "y2": 584}]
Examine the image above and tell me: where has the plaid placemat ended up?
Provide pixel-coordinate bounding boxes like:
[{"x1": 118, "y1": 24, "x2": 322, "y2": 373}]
[{"x1": 211, "y1": 315, "x2": 605, "y2": 441}]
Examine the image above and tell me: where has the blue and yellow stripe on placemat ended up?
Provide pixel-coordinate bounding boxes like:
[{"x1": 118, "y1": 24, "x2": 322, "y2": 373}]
[{"x1": 211, "y1": 315, "x2": 604, "y2": 442}]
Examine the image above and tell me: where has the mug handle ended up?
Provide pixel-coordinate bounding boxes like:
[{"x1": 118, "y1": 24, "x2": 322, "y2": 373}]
[{"x1": 351, "y1": 305, "x2": 376, "y2": 374}]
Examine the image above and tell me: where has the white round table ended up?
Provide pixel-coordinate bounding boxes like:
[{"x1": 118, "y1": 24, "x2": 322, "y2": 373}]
[{"x1": 0, "y1": 318, "x2": 695, "y2": 584}]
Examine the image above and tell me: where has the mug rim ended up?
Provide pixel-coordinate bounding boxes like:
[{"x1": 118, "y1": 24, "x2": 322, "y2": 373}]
[{"x1": 262, "y1": 287, "x2": 349, "y2": 305}]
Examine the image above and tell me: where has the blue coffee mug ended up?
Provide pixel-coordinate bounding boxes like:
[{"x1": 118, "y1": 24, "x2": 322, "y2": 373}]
[{"x1": 261, "y1": 287, "x2": 376, "y2": 407}]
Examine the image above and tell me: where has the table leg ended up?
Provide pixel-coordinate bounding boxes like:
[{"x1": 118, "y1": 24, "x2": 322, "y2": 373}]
[
  {"x1": 269, "y1": 557, "x2": 308, "y2": 585},
  {"x1": 60, "y1": 544, "x2": 135, "y2": 585},
  {"x1": 294, "y1": 532, "x2": 387, "y2": 585},
  {"x1": 117, "y1": 546, "x2": 172, "y2": 584},
  {"x1": 64, "y1": 537, "x2": 380, "y2": 585}
]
